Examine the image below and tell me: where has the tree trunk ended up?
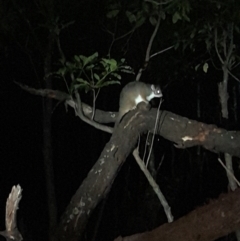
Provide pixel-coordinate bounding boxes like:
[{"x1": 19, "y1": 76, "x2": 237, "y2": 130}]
[{"x1": 43, "y1": 31, "x2": 57, "y2": 241}]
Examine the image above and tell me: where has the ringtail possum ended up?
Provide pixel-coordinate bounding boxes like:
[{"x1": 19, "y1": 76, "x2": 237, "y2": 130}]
[{"x1": 116, "y1": 81, "x2": 162, "y2": 125}]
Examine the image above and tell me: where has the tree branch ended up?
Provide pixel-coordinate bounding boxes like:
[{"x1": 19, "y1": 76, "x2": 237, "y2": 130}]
[
  {"x1": 15, "y1": 82, "x2": 240, "y2": 158},
  {"x1": 115, "y1": 189, "x2": 240, "y2": 241}
]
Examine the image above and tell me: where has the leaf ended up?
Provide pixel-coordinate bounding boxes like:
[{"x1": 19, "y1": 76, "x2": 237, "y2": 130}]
[
  {"x1": 182, "y1": 10, "x2": 190, "y2": 22},
  {"x1": 142, "y1": 2, "x2": 150, "y2": 13},
  {"x1": 57, "y1": 67, "x2": 67, "y2": 76},
  {"x1": 120, "y1": 69, "x2": 134, "y2": 74},
  {"x1": 149, "y1": 16, "x2": 157, "y2": 26},
  {"x1": 94, "y1": 73, "x2": 100, "y2": 81},
  {"x1": 86, "y1": 52, "x2": 98, "y2": 65},
  {"x1": 66, "y1": 61, "x2": 75, "y2": 69},
  {"x1": 135, "y1": 16, "x2": 146, "y2": 28},
  {"x1": 73, "y1": 83, "x2": 88, "y2": 90},
  {"x1": 110, "y1": 72, "x2": 121, "y2": 80},
  {"x1": 126, "y1": 11, "x2": 137, "y2": 23},
  {"x1": 74, "y1": 55, "x2": 80, "y2": 62},
  {"x1": 182, "y1": 13, "x2": 190, "y2": 22},
  {"x1": 109, "y1": 59, "x2": 118, "y2": 72},
  {"x1": 96, "y1": 80, "x2": 120, "y2": 88},
  {"x1": 203, "y1": 63, "x2": 209, "y2": 73},
  {"x1": 59, "y1": 58, "x2": 65, "y2": 65},
  {"x1": 172, "y1": 12, "x2": 181, "y2": 24},
  {"x1": 101, "y1": 58, "x2": 117, "y2": 72},
  {"x1": 79, "y1": 52, "x2": 98, "y2": 67},
  {"x1": 195, "y1": 64, "x2": 200, "y2": 71},
  {"x1": 106, "y1": 10, "x2": 119, "y2": 18},
  {"x1": 160, "y1": 11, "x2": 166, "y2": 20},
  {"x1": 85, "y1": 64, "x2": 95, "y2": 70},
  {"x1": 76, "y1": 78, "x2": 89, "y2": 85}
]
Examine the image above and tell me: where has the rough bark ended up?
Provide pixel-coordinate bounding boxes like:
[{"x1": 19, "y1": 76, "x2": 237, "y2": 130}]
[
  {"x1": 56, "y1": 103, "x2": 155, "y2": 240},
  {"x1": 56, "y1": 103, "x2": 240, "y2": 240},
  {"x1": 15, "y1": 85, "x2": 240, "y2": 241},
  {"x1": 115, "y1": 188, "x2": 240, "y2": 241},
  {"x1": 14, "y1": 85, "x2": 240, "y2": 158},
  {"x1": 42, "y1": 31, "x2": 58, "y2": 241}
]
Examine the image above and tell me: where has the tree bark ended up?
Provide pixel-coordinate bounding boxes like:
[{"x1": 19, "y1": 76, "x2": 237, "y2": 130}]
[
  {"x1": 115, "y1": 188, "x2": 240, "y2": 241},
  {"x1": 56, "y1": 103, "x2": 240, "y2": 240},
  {"x1": 43, "y1": 31, "x2": 57, "y2": 241}
]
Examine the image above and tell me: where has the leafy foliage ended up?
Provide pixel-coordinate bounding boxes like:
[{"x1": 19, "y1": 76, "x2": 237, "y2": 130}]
[{"x1": 55, "y1": 52, "x2": 134, "y2": 94}]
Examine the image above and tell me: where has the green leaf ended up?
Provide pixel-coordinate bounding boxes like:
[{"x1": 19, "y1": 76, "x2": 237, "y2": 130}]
[
  {"x1": 73, "y1": 83, "x2": 88, "y2": 90},
  {"x1": 160, "y1": 11, "x2": 166, "y2": 20},
  {"x1": 195, "y1": 64, "x2": 200, "y2": 71},
  {"x1": 149, "y1": 16, "x2": 157, "y2": 26},
  {"x1": 57, "y1": 67, "x2": 67, "y2": 76},
  {"x1": 109, "y1": 59, "x2": 117, "y2": 71},
  {"x1": 172, "y1": 12, "x2": 181, "y2": 24},
  {"x1": 110, "y1": 72, "x2": 121, "y2": 80},
  {"x1": 96, "y1": 80, "x2": 120, "y2": 88},
  {"x1": 74, "y1": 55, "x2": 80, "y2": 62},
  {"x1": 126, "y1": 11, "x2": 137, "y2": 23},
  {"x1": 120, "y1": 69, "x2": 134, "y2": 74},
  {"x1": 190, "y1": 32, "x2": 195, "y2": 39},
  {"x1": 203, "y1": 63, "x2": 209, "y2": 73},
  {"x1": 142, "y1": 2, "x2": 150, "y2": 13},
  {"x1": 66, "y1": 61, "x2": 74, "y2": 69},
  {"x1": 79, "y1": 52, "x2": 98, "y2": 67},
  {"x1": 182, "y1": 13, "x2": 190, "y2": 22},
  {"x1": 59, "y1": 58, "x2": 65, "y2": 65},
  {"x1": 106, "y1": 10, "x2": 120, "y2": 18},
  {"x1": 135, "y1": 16, "x2": 146, "y2": 28},
  {"x1": 76, "y1": 78, "x2": 89, "y2": 85},
  {"x1": 94, "y1": 73, "x2": 100, "y2": 81},
  {"x1": 100, "y1": 58, "x2": 118, "y2": 72},
  {"x1": 100, "y1": 58, "x2": 108, "y2": 68},
  {"x1": 85, "y1": 64, "x2": 95, "y2": 70}
]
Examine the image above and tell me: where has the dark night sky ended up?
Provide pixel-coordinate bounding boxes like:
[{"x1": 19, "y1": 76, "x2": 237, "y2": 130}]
[{"x1": 1, "y1": 1, "x2": 240, "y2": 241}]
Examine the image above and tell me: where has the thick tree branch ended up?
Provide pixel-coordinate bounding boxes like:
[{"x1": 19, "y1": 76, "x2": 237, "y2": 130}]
[
  {"x1": 15, "y1": 83, "x2": 240, "y2": 157},
  {"x1": 56, "y1": 103, "x2": 152, "y2": 241},
  {"x1": 56, "y1": 104, "x2": 240, "y2": 240},
  {"x1": 115, "y1": 188, "x2": 240, "y2": 241}
]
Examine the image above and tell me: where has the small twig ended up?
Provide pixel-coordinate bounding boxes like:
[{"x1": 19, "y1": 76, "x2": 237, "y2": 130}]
[
  {"x1": 73, "y1": 92, "x2": 113, "y2": 134},
  {"x1": 92, "y1": 88, "x2": 101, "y2": 120},
  {"x1": 133, "y1": 148, "x2": 174, "y2": 223},
  {"x1": 226, "y1": 23, "x2": 234, "y2": 63},
  {"x1": 92, "y1": 89, "x2": 96, "y2": 120},
  {"x1": 150, "y1": 45, "x2": 174, "y2": 59},
  {"x1": 227, "y1": 69, "x2": 240, "y2": 83},
  {"x1": 157, "y1": 154, "x2": 165, "y2": 172},
  {"x1": 143, "y1": 131, "x2": 150, "y2": 162},
  {"x1": 214, "y1": 28, "x2": 224, "y2": 65},
  {"x1": 136, "y1": 10, "x2": 161, "y2": 81},
  {"x1": 223, "y1": 29, "x2": 227, "y2": 58},
  {"x1": 146, "y1": 99, "x2": 163, "y2": 167},
  {"x1": 217, "y1": 158, "x2": 240, "y2": 187},
  {"x1": 107, "y1": 18, "x2": 136, "y2": 56}
]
